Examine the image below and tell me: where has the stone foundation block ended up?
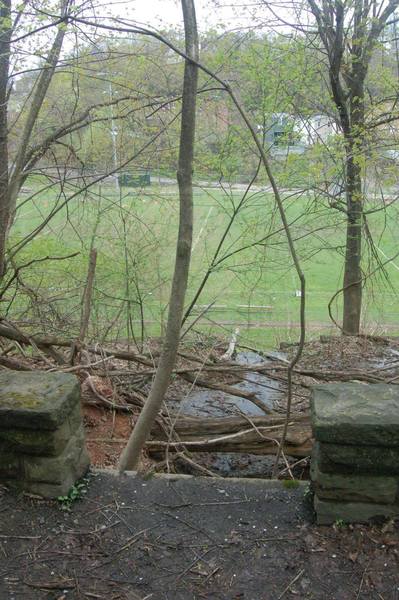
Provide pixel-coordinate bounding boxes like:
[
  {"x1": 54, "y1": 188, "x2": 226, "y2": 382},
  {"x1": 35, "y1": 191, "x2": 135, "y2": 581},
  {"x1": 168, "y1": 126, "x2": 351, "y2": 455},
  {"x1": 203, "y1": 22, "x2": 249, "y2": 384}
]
[
  {"x1": 315, "y1": 441, "x2": 399, "y2": 475},
  {"x1": 23, "y1": 426, "x2": 88, "y2": 484},
  {"x1": 0, "y1": 404, "x2": 83, "y2": 456},
  {"x1": 311, "y1": 459, "x2": 398, "y2": 504},
  {"x1": 0, "y1": 453, "x2": 22, "y2": 479},
  {"x1": 24, "y1": 480, "x2": 78, "y2": 498},
  {"x1": 3, "y1": 441, "x2": 90, "y2": 498},
  {"x1": 311, "y1": 383, "x2": 399, "y2": 446},
  {"x1": 0, "y1": 371, "x2": 80, "y2": 430},
  {"x1": 0, "y1": 372, "x2": 90, "y2": 498},
  {"x1": 314, "y1": 495, "x2": 399, "y2": 525}
]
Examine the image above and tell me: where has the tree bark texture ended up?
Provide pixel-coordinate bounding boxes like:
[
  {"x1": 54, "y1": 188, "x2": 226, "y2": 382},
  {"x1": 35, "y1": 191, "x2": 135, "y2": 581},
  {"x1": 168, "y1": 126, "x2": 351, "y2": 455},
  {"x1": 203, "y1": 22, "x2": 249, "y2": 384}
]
[
  {"x1": 0, "y1": 0, "x2": 11, "y2": 277},
  {"x1": 342, "y1": 96, "x2": 364, "y2": 335},
  {"x1": 8, "y1": 0, "x2": 71, "y2": 221},
  {"x1": 118, "y1": 0, "x2": 199, "y2": 472},
  {"x1": 79, "y1": 247, "x2": 97, "y2": 342}
]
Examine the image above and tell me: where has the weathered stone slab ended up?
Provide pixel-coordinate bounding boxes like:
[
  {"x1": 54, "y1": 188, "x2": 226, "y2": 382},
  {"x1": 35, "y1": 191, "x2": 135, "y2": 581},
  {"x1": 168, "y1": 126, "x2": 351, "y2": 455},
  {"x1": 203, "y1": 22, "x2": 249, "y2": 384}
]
[
  {"x1": 4, "y1": 444, "x2": 90, "y2": 498},
  {"x1": 314, "y1": 495, "x2": 399, "y2": 525},
  {"x1": 311, "y1": 458, "x2": 398, "y2": 504},
  {"x1": 23, "y1": 426, "x2": 89, "y2": 484},
  {"x1": 311, "y1": 383, "x2": 399, "y2": 446},
  {"x1": 24, "y1": 479, "x2": 77, "y2": 498},
  {"x1": 0, "y1": 453, "x2": 22, "y2": 479},
  {"x1": 4, "y1": 473, "x2": 77, "y2": 498},
  {"x1": 0, "y1": 404, "x2": 82, "y2": 456},
  {"x1": 315, "y1": 441, "x2": 399, "y2": 475},
  {"x1": 0, "y1": 372, "x2": 80, "y2": 430}
]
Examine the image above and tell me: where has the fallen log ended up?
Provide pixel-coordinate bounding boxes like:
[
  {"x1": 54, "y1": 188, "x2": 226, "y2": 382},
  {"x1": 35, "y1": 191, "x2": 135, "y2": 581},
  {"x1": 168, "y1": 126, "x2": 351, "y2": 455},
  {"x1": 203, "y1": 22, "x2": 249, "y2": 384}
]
[
  {"x1": 0, "y1": 323, "x2": 283, "y2": 408},
  {"x1": 1, "y1": 323, "x2": 395, "y2": 386},
  {"x1": 0, "y1": 356, "x2": 33, "y2": 371},
  {"x1": 149, "y1": 415, "x2": 312, "y2": 457},
  {"x1": 161, "y1": 413, "x2": 309, "y2": 436},
  {"x1": 146, "y1": 425, "x2": 312, "y2": 457},
  {"x1": 0, "y1": 323, "x2": 67, "y2": 364},
  {"x1": 0, "y1": 322, "x2": 72, "y2": 348}
]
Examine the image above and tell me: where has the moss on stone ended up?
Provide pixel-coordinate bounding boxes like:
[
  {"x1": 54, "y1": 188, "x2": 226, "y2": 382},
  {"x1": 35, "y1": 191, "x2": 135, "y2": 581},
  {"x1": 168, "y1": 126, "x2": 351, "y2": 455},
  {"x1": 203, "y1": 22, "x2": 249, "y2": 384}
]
[
  {"x1": 0, "y1": 372, "x2": 81, "y2": 430},
  {"x1": 0, "y1": 428, "x2": 59, "y2": 454},
  {"x1": 0, "y1": 391, "x2": 41, "y2": 409},
  {"x1": 282, "y1": 479, "x2": 300, "y2": 489}
]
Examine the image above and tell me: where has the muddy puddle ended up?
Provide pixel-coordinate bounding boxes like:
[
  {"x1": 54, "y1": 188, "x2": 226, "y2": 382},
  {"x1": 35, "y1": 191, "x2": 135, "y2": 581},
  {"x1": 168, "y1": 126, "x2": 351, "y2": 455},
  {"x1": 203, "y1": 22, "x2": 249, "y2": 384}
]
[
  {"x1": 168, "y1": 351, "x2": 305, "y2": 479},
  {"x1": 175, "y1": 351, "x2": 283, "y2": 418}
]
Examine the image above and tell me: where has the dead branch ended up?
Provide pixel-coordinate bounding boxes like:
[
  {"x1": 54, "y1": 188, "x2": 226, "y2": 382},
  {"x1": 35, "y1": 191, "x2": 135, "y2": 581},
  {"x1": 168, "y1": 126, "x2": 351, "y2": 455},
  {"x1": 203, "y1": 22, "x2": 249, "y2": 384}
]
[
  {"x1": 79, "y1": 248, "x2": 97, "y2": 343},
  {"x1": 180, "y1": 371, "x2": 272, "y2": 414},
  {"x1": 0, "y1": 355, "x2": 32, "y2": 370}
]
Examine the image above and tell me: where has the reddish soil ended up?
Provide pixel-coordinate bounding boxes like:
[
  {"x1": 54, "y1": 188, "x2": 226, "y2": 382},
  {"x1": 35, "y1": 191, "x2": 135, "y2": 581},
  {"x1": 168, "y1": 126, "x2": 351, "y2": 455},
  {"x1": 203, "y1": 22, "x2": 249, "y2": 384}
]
[{"x1": 83, "y1": 405, "x2": 132, "y2": 468}]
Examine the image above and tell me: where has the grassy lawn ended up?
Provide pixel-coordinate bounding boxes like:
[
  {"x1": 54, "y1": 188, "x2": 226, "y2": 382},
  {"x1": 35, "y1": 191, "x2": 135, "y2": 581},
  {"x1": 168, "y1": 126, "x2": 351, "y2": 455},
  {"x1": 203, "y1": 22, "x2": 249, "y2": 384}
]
[{"x1": 9, "y1": 177, "x2": 399, "y2": 350}]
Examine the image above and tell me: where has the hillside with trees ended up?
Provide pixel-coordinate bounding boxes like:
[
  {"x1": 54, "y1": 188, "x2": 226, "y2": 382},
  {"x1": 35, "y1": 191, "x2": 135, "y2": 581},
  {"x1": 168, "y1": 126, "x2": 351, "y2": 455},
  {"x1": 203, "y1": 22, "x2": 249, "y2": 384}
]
[{"x1": 0, "y1": 0, "x2": 398, "y2": 474}]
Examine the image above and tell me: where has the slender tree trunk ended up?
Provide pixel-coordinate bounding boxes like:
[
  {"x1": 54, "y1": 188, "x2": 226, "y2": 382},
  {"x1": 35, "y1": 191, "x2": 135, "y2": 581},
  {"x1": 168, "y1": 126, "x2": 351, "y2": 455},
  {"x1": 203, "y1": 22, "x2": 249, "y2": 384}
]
[
  {"x1": 342, "y1": 66, "x2": 365, "y2": 335},
  {"x1": 8, "y1": 0, "x2": 71, "y2": 222},
  {"x1": 0, "y1": 0, "x2": 11, "y2": 278},
  {"x1": 342, "y1": 147, "x2": 363, "y2": 335},
  {"x1": 79, "y1": 247, "x2": 97, "y2": 343},
  {"x1": 118, "y1": 0, "x2": 198, "y2": 472}
]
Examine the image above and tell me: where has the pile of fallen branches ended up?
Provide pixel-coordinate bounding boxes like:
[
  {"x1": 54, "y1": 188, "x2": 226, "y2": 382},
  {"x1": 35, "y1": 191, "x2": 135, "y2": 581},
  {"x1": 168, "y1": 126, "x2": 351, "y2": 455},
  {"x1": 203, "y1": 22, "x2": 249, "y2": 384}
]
[
  {"x1": 1, "y1": 320, "x2": 399, "y2": 470},
  {"x1": 0, "y1": 319, "x2": 291, "y2": 415}
]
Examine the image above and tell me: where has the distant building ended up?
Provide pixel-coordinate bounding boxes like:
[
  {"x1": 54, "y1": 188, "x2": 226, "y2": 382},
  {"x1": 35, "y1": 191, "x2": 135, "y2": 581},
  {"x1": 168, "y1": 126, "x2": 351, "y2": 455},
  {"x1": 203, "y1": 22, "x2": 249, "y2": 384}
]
[
  {"x1": 300, "y1": 114, "x2": 339, "y2": 145},
  {"x1": 259, "y1": 113, "x2": 338, "y2": 155}
]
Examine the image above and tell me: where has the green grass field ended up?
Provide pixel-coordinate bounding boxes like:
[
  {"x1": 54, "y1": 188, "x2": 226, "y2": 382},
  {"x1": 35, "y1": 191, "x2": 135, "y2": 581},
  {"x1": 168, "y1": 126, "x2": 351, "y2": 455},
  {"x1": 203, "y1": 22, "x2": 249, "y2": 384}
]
[{"x1": 9, "y1": 177, "x2": 399, "y2": 350}]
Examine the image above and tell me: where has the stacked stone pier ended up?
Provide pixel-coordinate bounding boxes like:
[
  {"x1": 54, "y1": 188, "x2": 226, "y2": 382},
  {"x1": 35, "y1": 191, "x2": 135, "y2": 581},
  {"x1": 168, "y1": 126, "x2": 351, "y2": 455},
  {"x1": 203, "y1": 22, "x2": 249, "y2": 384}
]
[
  {"x1": 311, "y1": 383, "x2": 399, "y2": 525},
  {"x1": 0, "y1": 371, "x2": 90, "y2": 498}
]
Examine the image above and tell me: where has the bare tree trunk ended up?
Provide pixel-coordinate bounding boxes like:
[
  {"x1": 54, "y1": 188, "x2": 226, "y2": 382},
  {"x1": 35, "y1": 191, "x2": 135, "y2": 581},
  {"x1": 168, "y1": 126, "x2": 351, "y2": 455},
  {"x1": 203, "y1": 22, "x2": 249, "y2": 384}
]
[
  {"x1": 0, "y1": 0, "x2": 11, "y2": 278},
  {"x1": 118, "y1": 0, "x2": 199, "y2": 472},
  {"x1": 0, "y1": 0, "x2": 71, "y2": 279},
  {"x1": 8, "y1": 0, "x2": 71, "y2": 222},
  {"x1": 80, "y1": 248, "x2": 97, "y2": 342},
  {"x1": 342, "y1": 34, "x2": 366, "y2": 335},
  {"x1": 342, "y1": 143, "x2": 363, "y2": 335}
]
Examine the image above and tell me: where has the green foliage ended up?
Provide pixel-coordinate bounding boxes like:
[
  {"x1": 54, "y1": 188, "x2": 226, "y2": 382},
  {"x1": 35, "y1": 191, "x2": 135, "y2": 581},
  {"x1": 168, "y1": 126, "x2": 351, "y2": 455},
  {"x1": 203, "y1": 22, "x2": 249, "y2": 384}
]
[
  {"x1": 334, "y1": 518, "x2": 346, "y2": 529},
  {"x1": 57, "y1": 477, "x2": 89, "y2": 511},
  {"x1": 282, "y1": 479, "x2": 301, "y2": 489},
  {"x1": 303, "y1": 484, "x2": 313, "y2": 499}
]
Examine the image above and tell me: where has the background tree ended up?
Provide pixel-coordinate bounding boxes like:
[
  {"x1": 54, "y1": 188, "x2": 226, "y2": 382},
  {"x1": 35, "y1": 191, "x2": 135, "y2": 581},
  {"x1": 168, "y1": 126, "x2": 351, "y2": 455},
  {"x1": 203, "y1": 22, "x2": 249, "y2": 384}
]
[
  {"x1": 118, "y1": 0, "x2": 199, "y2": 471},
  {"x1": 263, "y1": 0, "x2": 399, "y2": 334},
  {"x1": 0, "y1": 0, "x2": 76, "y2": 278}
]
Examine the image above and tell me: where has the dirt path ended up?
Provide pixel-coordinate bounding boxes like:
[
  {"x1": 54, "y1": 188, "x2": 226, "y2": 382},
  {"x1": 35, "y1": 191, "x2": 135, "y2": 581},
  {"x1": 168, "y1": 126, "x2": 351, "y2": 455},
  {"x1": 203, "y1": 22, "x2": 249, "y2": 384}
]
[{"x1": 0, "y1": 471, "x2": 398, "y2": 599}]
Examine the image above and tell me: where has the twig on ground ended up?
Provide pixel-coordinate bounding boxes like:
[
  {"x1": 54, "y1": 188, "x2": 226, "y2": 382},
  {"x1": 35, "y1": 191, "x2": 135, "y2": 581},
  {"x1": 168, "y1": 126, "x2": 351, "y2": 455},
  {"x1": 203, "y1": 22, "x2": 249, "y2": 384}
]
[{"x1": 278, "y1": 569, "x2": 305, "y2": 599}]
